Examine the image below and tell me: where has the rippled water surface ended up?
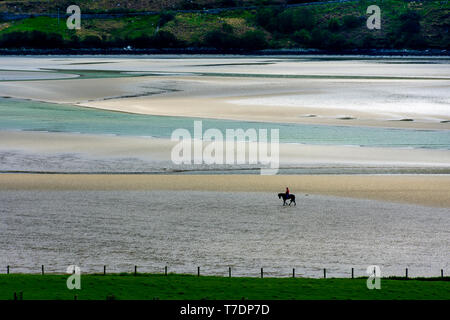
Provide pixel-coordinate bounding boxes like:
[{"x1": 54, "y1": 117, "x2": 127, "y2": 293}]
[
  {"x1": 1, "y1": 98, "x2": 449, "y2": 149},
  {"x1": 1, "y1": 190, "x2": 448, "y2": 278}
]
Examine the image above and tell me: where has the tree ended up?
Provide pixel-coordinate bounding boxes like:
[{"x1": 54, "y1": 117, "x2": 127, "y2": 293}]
[
  {"x1": 327, "y1": 18, "x2": 340, "y2": 31},
  {"x1": 309, "y1": 28, "x2": 330, "y2": 48},
  {"x1": 82, "y1": 35, "x2": 102, "y2": 48},
  {"x1": 240, "y1": 30, "x2": 268, "y2": 50},
  {"x1": 276, "y1": 8, "x2": 316, "y2": 33},
  {"x1": 255, "y1": 7, "x2": 280, "y2": 31},
  {"x1": 203, "y1": 23, "x2": 238, "y2": 49},
  {"x1": 343, "y1": 15, "x2": 360, "y2": 29},
  {"x1": 399, "y1": 11, "x2": 421, "y2": 33},
  {"x1": 293, "y1": 29, "x2": 311, "y2": 45},
  {"x1": 152, "y1": 31, "x2": 180, "y2": 48}
]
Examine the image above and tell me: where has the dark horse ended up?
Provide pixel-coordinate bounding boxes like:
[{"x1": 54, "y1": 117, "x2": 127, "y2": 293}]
[{"x1": 278, "y1": 193, "x2": 296, "y2": 206}]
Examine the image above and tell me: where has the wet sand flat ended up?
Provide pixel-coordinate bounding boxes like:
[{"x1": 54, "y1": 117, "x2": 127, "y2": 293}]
[
  {"x1": 1, "y1": 131, "x2": 450, "y2": 173},
  {"x1": 1, "y1": 190, "x2": 448, "y2": 277},
  {"x1": 0, "y1": 76, "x2": 448, "y2": 129},
  {"x1": 1, "y1": 174, "x2": 450, "y2": 208}
]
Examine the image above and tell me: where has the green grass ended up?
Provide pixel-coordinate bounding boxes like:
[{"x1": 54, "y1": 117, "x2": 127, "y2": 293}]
[
  {"x1": 1, "y1": 16, "x2": 71, "y2": 38},
  {"x1": 0, "y1": 274, "x2": 448, "y2": 300},
  {"x1": 0, "y1": 15, "x2": 160, "y2": 40}
]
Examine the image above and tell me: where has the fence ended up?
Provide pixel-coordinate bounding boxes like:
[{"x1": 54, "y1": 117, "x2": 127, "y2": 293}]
[{"x1": 3, "y1": 265, "x2": 447, "y2": 279}]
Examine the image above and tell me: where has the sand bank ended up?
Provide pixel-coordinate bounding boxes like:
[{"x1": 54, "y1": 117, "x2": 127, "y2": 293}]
[
  {"x1": 1, "y1": 56, "x2": 449, "y2": 78},
  {"x1": 0, "y1": 74, "x2": 449, "y2": 129},
  {"x1": 1, "y1": 174, "x2": 449, "y2": 208}
]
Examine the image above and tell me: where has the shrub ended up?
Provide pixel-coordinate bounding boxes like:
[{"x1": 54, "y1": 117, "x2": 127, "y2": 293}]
[
  {"x1": 276, "y1": 8, "x2": 316, "y2": 33},
  {"x1": 240, "y1": 30, "x2": 268, "y2": 50},
  {"x1": 151, "y1": 31, "x2": 180, "y2": 48},
  {"x1": 327, "y1": 18, "x2": 341, "y2": 31},
  {"x1": 343, "y1": 15, "x2": 361, "y2": 29},
  {"x1": 255, "y1": 7, "x2": 280, "y2": 31},
  {"x1": 203, "y1": 23, "x2": 239, "y2": 49},
  {"x1": 204, "y1": 29, "x2": 238, "y2": 49},
  {"x1": 293, "y1": 29, "x2": 311, "y2": 45},
  {"x1": 326, "y1": 33, "x2": 348, "y2": 50},
  {"x1": 399, "y1": 11, "x2": 421, "y2": 33},
  {"x1": 394, "y1": 33, "x2": 428, "y2": 49},
  {"x1": 82, "y1": 35, "x2": 103, "y2": 48},
  {"x1": 309, "y1": 28, "x2": 331, "y2": 48},
  {"x1": 0, "y1": 31, "x2": 63, "y2": 48},
  {"x1": 130, "y1": 34, "x2": 152, "y2": 48},
  {"x1": 159, "y1": 11, "x2": 175, "y2": 27},
  {"x1": 126, "y1": 31, "x2": 180, "y2": 48}
]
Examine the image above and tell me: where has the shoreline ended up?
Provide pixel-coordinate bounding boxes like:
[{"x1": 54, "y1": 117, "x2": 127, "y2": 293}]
[{"x1": 1, "y1": 49, "x2": 449, "y2": 57}]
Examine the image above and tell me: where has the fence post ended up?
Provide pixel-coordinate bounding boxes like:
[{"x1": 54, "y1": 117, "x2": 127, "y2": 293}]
[
  {"x1": 441, "y1": 269, "x2": 443, "y2": 278},
  {"x1": 292, "y1": 268, "x2": 295, "y2": 278},
  {"x1": 197, "y1": 267, "x2": 200, "y2": 277},
  {"x1": 351, "y1": 268, "x2": 354, "y2": 279},
  {"x1": 406, "y1": 268, "x2": 408, "y2": 279},
  {"x1": 165, "y1": 266, "x2": 168, "y2": 276},
  {"x1": 7, "y1": 265, "x2": 9, "y2": 274},
  {"x1": 134, "y1": 266, "x2": 137, "y2": 276},
  {"x1": 261, "y1": 268, "x2": 263, "y2": 278},
  {"x1": 323, "y1": 268, "x2": 326, "y2": 279},
  {"x1": 229, "y1": 267, "x2": 231, "y2": 278},
  {"x1": 41, "y1": 265, "x2": 44, "y2": 275},
  {"x1": 103, "y1": 265, "x2": 106, "y2": 275}
]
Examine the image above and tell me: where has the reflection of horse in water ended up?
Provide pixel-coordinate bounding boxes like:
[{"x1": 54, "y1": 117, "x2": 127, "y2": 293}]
[{"x1": 278, "y1": 193, "x2": 296, "y2": 206}]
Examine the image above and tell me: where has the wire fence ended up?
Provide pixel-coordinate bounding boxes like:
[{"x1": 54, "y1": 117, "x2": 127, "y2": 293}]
[{"x1": 3, "y1": 264, "x2": 447, "y2": 279}]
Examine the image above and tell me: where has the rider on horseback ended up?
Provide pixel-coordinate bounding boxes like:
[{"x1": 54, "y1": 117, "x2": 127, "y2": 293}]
[{"x1": 278, "y1": 189, "x2": 296, "y2": 206}]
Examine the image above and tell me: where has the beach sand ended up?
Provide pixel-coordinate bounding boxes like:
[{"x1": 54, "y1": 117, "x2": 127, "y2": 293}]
[{"x1": 1, "y1": 174, "x2": 449, "y2": 208}]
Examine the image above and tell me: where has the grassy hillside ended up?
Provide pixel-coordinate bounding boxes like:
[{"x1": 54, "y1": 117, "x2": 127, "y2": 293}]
[
  {"x1": 0, "y1": 0, "x2": 448, "y2": 50},
  {"x1": 0, "y1": 0, "x2": 289, "y2": 13},
  {"x1": 0, "y1": 273, "x2": 449, "y2": 300}
]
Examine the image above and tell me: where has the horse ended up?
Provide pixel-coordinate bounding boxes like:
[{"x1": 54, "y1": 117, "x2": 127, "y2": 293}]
[{"x1": 278, "y1": 193, "x2": 296, "y2": 206}]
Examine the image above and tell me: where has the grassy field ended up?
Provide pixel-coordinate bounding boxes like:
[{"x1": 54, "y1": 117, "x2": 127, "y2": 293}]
[{"x1": 0, "y1": 274, "x2": 448, "y2": 300}]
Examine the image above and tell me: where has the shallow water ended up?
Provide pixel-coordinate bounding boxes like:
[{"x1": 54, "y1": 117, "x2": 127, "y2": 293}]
[
  {"x1": 1, "y1": 98, "x2": 449, "y2": 149},
  {"x1": 0, "y1": 190, "x2": 448, "y2": 278}
]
